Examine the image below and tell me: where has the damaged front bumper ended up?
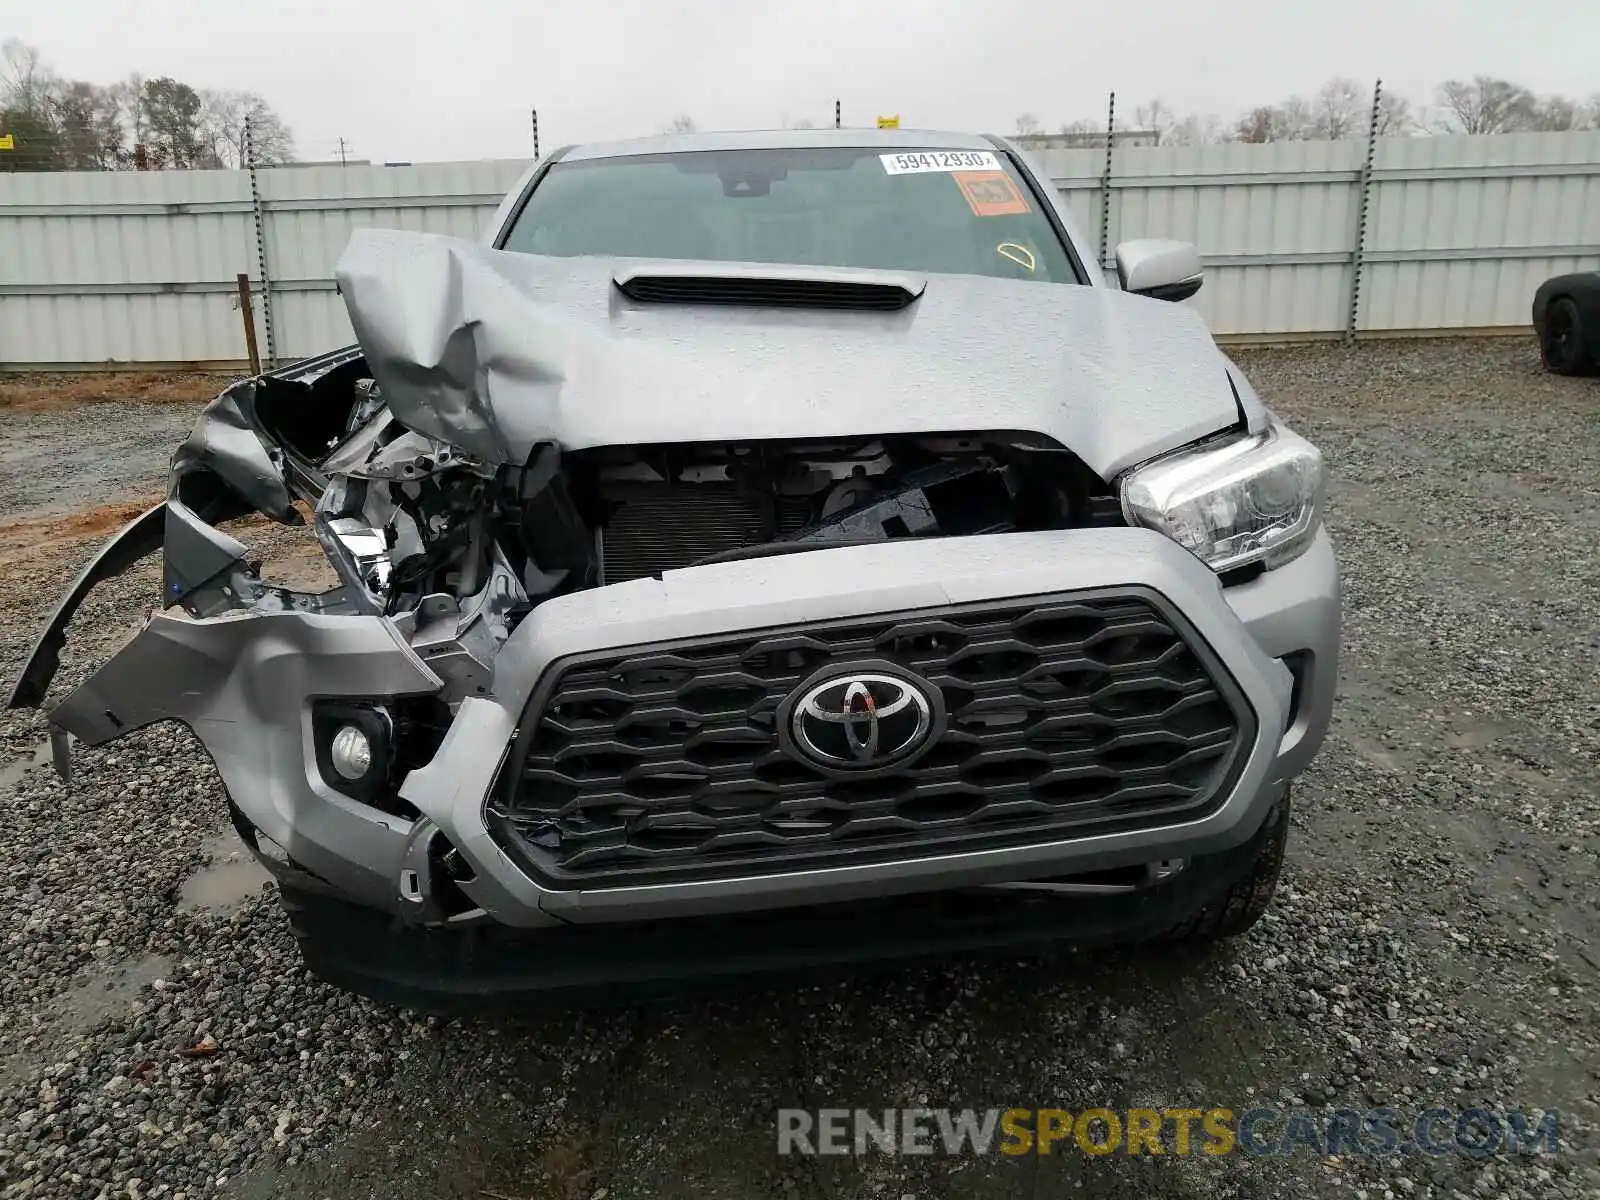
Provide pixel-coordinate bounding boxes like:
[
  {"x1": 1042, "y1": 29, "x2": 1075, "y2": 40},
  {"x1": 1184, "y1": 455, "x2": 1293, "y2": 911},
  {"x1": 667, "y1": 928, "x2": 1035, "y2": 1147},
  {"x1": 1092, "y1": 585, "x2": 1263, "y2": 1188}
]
[{"x1": 10, "y1": 498, "x2": 1339, "y2": 932}]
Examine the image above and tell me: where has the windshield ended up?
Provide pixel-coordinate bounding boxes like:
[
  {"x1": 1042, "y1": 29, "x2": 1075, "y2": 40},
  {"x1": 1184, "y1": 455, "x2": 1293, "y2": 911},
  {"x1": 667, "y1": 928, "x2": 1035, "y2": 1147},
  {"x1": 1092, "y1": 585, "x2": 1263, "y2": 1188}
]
[{"x1": 500, "y1": 146, "x2": 1082, "y2": 284}]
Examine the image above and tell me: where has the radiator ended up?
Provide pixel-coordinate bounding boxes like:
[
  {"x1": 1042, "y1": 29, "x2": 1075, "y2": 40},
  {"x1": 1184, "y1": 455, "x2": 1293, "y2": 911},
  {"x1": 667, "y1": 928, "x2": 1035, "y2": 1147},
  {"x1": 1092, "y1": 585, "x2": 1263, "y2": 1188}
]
[{"x1": 599, "y1": 484, "x2": 812, "y2": 583}]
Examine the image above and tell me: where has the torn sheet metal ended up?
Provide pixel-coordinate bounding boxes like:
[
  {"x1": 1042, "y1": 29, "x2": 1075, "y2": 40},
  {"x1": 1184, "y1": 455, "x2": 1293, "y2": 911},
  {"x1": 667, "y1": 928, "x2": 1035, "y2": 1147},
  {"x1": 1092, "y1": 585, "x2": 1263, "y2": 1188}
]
[
  {"x1": 405, "y1": 548, "x2": 529, "y2": 702},
  {"x1": 5, "y1": 503, "x2": 166, "y2": 709},
  {"x1": 169, "y1": 379, "x2": 300, "y2": 524},
  {"x1": 320, "y1": 413, "x2": 486, "y2": 483},
  {"x1": 334, "y1": 228, "x2": 1244, "y2": 480},
  {"x1": 163, "y1": 500, "x2": 250, "y2": 606}
]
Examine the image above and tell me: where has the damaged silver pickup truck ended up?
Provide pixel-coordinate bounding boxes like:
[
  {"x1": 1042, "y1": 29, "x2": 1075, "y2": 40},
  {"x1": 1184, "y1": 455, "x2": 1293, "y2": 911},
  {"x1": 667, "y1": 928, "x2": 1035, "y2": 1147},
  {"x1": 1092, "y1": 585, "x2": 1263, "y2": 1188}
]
[{"x1": 9, "y1": 130, "x2": 1339, "y2": 1010}]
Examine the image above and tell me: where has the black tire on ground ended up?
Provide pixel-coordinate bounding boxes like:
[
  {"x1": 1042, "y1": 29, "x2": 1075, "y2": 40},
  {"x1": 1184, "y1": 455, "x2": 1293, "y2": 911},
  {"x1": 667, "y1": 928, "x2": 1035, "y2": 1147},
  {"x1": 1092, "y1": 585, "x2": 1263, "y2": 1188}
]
[
  {"x1": 1540, "y1": 297, "x2": 1592, "y2": 376},
  {"x1": 1162, "y1": 792, "x2": 1290, "y2": 943}
]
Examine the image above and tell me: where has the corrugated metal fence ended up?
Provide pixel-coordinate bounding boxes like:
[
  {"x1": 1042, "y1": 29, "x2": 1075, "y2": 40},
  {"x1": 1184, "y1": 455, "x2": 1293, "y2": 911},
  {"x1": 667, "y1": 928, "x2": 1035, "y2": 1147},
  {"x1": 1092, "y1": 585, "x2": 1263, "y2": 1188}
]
[
  {"x1": 1039, "y1": 131, "x2": 1600, "y2": 338},
  {"x1": 2, "y1": 131, "x2": 1598, "y2": 369}
]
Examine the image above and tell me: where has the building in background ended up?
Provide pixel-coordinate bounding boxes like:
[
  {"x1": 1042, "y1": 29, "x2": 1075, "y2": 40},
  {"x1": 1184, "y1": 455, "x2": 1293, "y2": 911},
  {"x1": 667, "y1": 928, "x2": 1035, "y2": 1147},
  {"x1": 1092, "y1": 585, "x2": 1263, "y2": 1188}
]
[{"x1": 1012, "y1": 129, "x2": 1161, "y2": 151}]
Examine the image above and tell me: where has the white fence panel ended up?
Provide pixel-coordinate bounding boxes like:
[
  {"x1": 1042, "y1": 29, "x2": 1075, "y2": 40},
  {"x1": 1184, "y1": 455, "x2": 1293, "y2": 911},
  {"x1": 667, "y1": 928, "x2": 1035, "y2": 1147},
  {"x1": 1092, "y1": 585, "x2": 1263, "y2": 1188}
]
[
  {"x1": 254, "y1": 160, "x2": 526, "y2": 361},
  {"x1": 1102, "y1": 139, "x2": 1362, "y2": 336},
  {"x1": 2, "y1": 132, "x2": 1597, "y2": 368},
  {"x1": 1359, "y1": 130, "x2": 1600, "y2": 331}
]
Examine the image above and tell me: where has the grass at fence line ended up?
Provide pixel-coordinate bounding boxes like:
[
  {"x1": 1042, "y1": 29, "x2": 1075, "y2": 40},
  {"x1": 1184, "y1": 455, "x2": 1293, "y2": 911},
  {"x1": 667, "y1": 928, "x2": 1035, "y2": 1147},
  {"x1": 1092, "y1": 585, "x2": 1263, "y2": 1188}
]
[{"x1": 0, "y1": 372, "x2": 224, "y2": 411}]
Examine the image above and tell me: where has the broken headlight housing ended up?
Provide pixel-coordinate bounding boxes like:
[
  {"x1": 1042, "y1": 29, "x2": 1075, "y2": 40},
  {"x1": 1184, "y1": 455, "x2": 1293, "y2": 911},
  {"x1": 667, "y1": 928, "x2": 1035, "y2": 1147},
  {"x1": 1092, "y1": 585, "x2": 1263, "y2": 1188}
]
[{"x1": 1119, "y1": 426, "x2": 1324, "y2": 574}]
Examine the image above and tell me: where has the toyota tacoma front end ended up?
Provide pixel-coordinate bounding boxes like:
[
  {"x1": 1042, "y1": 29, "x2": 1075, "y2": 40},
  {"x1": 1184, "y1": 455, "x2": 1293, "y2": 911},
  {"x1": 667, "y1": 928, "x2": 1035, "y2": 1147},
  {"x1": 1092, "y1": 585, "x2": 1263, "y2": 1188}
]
[{"x1": 8, "y1": 130, "x2": 1338, "y2": 1010}]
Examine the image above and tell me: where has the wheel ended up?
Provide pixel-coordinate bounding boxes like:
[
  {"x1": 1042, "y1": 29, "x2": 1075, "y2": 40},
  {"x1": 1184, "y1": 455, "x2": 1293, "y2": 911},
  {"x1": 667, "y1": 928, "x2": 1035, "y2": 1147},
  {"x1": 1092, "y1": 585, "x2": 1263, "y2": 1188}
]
[
  {"x1": 1162, "y1": 793, "x2": 1290, "y2": 943},
  {"x1": 1540, "y1": 297, "x2": 1592, "y2": 376}
]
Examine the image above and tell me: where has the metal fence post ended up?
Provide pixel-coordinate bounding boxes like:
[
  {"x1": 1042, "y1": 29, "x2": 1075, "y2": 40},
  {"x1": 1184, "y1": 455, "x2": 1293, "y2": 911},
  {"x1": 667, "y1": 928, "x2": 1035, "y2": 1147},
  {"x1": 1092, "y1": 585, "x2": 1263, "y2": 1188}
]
[
  {"x1": 244, "y1": 115, "x2": 277, "y2": 370},
  {"x1": 1346, "y1": 79, "x2": 1382, "y2": 342},
  {"x1": 1099, "y1": 91, "x2": 1116, "y2": 273}
]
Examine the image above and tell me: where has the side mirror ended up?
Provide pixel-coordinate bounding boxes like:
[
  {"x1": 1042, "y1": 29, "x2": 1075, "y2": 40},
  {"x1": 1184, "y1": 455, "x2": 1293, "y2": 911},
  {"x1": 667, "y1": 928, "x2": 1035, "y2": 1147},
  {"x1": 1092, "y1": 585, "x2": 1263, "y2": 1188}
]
[{"x1": 1115, "y1": 239, "x2": 1203, "y2": 302}]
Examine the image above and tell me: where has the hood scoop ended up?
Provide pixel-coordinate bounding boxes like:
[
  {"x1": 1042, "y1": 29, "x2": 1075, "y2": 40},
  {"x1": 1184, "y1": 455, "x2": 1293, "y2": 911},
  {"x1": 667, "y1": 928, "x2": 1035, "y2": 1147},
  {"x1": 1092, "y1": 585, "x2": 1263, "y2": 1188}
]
[{"x1": 613, "y1": 262, "x2": 925, "y2": 311}]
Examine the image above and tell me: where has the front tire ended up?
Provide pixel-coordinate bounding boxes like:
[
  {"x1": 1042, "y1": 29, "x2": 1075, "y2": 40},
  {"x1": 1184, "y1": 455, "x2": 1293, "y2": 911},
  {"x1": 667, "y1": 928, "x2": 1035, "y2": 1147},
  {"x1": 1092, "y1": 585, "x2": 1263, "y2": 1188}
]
[
  {"x1": 1162, "y1": 793, "x2": 1289, "y2": 943},
  {"x1": 1540, "y1": 297, "x2": 1592, "y2": 376}
]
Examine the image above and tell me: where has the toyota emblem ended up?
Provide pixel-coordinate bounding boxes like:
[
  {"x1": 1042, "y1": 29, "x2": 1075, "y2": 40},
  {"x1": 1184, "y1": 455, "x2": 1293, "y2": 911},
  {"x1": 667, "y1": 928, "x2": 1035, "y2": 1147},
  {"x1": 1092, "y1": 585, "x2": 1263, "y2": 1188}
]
[{"x1": 782, "y1": 668, "x2": 941, "y2": 772}]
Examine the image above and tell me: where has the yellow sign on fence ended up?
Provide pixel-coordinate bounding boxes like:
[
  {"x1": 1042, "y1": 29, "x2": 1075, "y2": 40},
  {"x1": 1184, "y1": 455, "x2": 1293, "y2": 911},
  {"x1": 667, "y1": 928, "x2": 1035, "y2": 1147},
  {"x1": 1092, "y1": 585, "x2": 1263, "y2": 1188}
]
[
  {"x1": 0, "y1": 134, "x2": 15, "y2": 151},
  {"x1": 876, "y1": 115, "x2": 900, "y2": 129}
]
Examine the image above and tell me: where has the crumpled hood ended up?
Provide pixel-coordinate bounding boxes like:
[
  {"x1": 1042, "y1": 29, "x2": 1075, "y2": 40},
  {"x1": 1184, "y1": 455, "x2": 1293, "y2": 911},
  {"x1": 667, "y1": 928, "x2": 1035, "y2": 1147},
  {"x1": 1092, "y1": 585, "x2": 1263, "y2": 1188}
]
[{"x1": 335, "y1": 228, "x2": 1240, "y2": 479}]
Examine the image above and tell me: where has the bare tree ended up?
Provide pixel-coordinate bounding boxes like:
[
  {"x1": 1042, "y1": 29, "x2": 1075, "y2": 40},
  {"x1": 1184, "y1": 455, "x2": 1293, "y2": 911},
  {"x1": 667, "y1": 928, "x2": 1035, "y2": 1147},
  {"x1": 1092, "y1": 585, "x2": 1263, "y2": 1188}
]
[
  {"x1": 1133, "y1": 99, "x2": 1175, "y2": 141},
  {"x1": 1373, "y1": 90, "x2": 1416, "y2": 136},
  {"x1": 1232, "y1": 106, "x2": 1275, "y2": 143},
  {"x1": 108, "y1": 74, "x2": 146, "y2": 152},
  {"x1": 1164, "y1": 113, "x2": 1225, "y2": 146},
  {"x1": 195, "y1": 89, "x2": 239, "y2": 166},
  {"x1": 1531, "y1": 95, "x2": 1578, "y2": 131},
  {"x1": 200, "y1": 90, "x2": 294, "y2": 166},
  {"x1": 1310, "y1": 78, "x2": 1364, "y2": 140},
  {"x1": 1280, "y1": 95, "x2": 1315, "y2": 139},
  {"x1": 1522, "y1": 93, "x2": 1600, "y2": 131},
  {"x1": 1, "y1": 40, "x2": 65, "y2": 169},
  {"x1": 665, "y1": 114, "x2": 696, "y2": 134},
  {"x1": 1433, "y1": 76, "x2": 1536, "y2": 134},
  {"x1": 243, "y1": 99, "x2": 294, "y2": 164},
  {"x1": 1232, "y1": 100, "x2": 1311, "y2": 143},
  {"x1": 1, "y1": 39, "x2": 56, "y2": 115},
  {"x1": 995, "y1": 76, "x2": 1589, "y2": 153}
]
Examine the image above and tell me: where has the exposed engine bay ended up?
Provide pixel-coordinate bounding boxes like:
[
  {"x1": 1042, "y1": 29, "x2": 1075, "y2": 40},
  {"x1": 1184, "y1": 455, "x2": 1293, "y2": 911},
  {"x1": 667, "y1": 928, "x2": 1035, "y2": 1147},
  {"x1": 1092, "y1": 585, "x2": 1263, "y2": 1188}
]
[
  {"x1": 167, "y1": 358, "x2": 1127, "y2": 713},
  {"x1": 329, "y1": 403, "x2": 1129, "y2": 594}
]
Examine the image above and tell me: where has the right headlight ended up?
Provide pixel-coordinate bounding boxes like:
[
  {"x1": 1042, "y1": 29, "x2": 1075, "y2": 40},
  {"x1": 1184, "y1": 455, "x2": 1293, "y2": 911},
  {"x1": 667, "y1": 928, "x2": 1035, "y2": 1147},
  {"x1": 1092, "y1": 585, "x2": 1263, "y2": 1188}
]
[{"x1": 1119, "y1": 425, "x2": 1325, "y2": 574}]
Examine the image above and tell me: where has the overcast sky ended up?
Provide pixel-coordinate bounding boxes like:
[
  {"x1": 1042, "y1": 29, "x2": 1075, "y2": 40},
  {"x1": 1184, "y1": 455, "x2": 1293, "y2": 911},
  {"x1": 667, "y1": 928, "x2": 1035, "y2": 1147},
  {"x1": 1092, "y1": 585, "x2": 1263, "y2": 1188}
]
[{"x1": 9, "y1": 0, "x2": 1599, "y2": 163}]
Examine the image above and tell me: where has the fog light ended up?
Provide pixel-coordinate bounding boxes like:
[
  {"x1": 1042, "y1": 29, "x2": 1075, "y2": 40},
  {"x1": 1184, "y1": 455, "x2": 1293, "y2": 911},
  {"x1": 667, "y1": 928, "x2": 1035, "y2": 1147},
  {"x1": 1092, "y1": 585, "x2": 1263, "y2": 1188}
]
[
  {"x1": 312, "y1": 702, "x2": 393, "y2": 802},
  {"x1": 329, "y1": 725, "x2": 373, "y2": 780}
]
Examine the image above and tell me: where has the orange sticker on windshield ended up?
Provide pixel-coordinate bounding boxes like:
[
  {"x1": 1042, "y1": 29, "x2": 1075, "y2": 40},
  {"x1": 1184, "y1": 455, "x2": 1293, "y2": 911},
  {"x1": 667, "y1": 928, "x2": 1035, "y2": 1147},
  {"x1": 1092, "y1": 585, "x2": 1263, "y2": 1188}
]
[{"x1": 954, "y1": 170, "x2": 1030, "y2": 216}]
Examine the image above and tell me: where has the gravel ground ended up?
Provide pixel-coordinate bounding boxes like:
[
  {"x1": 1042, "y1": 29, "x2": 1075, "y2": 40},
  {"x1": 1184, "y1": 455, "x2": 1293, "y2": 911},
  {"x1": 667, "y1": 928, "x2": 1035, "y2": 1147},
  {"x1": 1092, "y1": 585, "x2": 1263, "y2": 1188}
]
[
  {"x1": 0, "y1": 338, "x2": 1596, "y2": 1200},
  {"x1": 0, "y1": 399, "x2": 201, "y2": 521}
]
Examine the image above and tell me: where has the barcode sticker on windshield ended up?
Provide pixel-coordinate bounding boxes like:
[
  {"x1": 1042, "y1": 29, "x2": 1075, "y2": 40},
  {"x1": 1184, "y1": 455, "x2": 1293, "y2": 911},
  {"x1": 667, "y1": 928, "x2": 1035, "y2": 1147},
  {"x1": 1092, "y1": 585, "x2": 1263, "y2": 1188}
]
[{"x1": 880, "y1": 150, "x2": 999, "y2": 175}]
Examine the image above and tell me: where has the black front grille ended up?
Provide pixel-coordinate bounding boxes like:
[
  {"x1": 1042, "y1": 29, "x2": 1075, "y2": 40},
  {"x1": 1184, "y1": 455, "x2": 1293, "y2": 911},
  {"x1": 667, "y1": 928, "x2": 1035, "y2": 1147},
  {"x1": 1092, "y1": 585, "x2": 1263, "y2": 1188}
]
[{"x1": 488, "y1": 590, "x2": 1253, "y2": 889}]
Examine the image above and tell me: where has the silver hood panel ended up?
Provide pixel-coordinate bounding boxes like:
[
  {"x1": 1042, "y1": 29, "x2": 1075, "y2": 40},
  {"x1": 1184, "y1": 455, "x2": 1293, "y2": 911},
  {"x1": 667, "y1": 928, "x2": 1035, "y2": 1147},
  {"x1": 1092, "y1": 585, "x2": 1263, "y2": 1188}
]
[{"x1": 334, "y1": 228, "x2": 1240, "y2": 479}]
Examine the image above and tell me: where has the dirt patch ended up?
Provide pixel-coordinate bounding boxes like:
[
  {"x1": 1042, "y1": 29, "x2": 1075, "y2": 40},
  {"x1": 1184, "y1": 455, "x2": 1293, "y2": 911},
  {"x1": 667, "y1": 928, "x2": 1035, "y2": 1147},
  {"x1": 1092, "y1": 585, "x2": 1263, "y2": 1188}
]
[
  {"x1": 0, "y1": 500, "x2": 334, "y2": 588},
  {"x1": 0, "y1": 498, "x2": 160, "y2": 541},
  {"x1": 0, "y1": 498, "x2": 161, "y2": 567},
  {"x1": 0, "y1": 371, "x2": 224, "y2": 412}
]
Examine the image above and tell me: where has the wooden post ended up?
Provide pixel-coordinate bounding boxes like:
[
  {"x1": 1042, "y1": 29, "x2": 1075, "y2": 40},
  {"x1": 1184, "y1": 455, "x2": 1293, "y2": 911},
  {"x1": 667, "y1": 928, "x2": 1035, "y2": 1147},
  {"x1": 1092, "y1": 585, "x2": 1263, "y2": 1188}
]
[{"x1": 236, "y1": 273, "x2": 262, "y2": 375}]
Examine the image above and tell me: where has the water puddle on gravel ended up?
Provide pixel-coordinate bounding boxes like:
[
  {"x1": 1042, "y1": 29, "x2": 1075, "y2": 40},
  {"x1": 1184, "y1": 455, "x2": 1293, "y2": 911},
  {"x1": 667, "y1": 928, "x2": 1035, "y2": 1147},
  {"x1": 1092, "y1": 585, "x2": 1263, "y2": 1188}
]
[
  {"x1": 0, "y1": 954, "x2": 174, "y2": 1091},
  {"x1": 0, "y1": 739, "x2": 51, "y2": 792},
  {"x1": 180, "y1": 828, "x2": 273, "y2": 912}
]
